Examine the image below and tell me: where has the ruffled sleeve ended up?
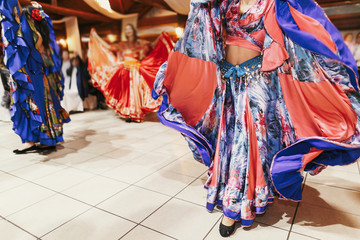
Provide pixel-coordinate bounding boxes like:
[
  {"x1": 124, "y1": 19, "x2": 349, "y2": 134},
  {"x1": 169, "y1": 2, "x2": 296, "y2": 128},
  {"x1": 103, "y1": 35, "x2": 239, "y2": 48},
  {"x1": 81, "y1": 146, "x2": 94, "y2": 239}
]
[
  {"x1": 1, "y1": 0, "x2": 29, "y2": 77},
  {"x1": 275, "y1": 0, "x2": 358, "y2": 90}
]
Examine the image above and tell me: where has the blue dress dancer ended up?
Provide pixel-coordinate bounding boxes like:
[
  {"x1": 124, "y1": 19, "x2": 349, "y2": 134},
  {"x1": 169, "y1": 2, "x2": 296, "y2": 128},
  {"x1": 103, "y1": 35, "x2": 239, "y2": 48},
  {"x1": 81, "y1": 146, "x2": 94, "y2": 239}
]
[{"x1": 0, "y1": 1, "x2": 70, "y2": 153}]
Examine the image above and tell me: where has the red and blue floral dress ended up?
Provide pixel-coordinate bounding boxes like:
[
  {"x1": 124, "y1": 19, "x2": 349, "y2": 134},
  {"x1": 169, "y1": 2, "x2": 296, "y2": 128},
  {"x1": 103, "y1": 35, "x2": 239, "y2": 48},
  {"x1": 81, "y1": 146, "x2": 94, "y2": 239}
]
[{"x1": 153, "y1": 0, "x2": 360, "y2": 226}]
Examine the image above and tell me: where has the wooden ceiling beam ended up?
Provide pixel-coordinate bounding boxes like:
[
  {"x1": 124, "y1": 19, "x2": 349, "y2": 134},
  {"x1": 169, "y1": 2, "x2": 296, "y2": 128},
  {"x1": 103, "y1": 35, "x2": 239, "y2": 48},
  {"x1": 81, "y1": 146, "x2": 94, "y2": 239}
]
[
  {"x1": 19, "y1": 0, "x2": 113, "y2": 22},
  {"x1": 328, "y1": 12, "x2": 360, "y2": 20},
  {"x1": 135, "y1": 0, "x2": 172, "y2": 12},
  {"x1": 138, "y1": 15, "x2": 178, "y2": 28},
  {"x1": 79, "y1": 22, "x2": 121, "y2": 36},
  {"x1": 319, "y1": 0, "x2": 360, "y2": 7},
  {"x1": 138, "y1": 6, "x2": 153, "y2": 20},
  {"x1": 328, "y1": 12, "x2": 360, "y2": 30}
]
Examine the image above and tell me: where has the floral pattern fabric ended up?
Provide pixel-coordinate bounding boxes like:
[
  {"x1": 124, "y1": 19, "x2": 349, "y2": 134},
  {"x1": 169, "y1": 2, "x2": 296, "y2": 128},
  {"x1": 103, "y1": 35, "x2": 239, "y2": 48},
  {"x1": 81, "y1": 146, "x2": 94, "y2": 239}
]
[{"x1": 153, "y1": 0, "x2": 360, "y2": 225}]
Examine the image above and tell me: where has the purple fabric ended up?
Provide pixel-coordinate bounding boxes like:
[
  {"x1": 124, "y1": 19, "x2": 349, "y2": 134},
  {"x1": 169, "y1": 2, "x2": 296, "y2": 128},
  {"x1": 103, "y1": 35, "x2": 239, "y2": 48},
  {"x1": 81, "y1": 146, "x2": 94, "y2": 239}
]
[
  {"x1": 0, "y1": 0, "x2": 16, "y2": 20},
  {"x1": 1, "y1": 0, "x2": 43, "y2": 144},
  {"x1": 19, "y1": 14, "x2": 47, "y2": 120},
  {"x1": 156, "y1": 94, "x2": 213, "y2": 166},
  {"x1": 275, "y1": 0, "x2": 359, "y2": 91},
  {"x1": 273, "y1": 1, "x2": 360, "y2": 199},
  {"x1": 156, "y1": 94, "x2": 213, "y2": 163},
  {"x1": 43, "y1": 12, "x2": 64, "y2": 99},
  {"x1": 152, "y1": 0, "x2": 360, "y2": 205},
  {"x1": 271, "y1": 137, "x2": 360, "y2": 201},
  {"x1": 1, "y1": 1, "x2": 68, "y2": 146}
]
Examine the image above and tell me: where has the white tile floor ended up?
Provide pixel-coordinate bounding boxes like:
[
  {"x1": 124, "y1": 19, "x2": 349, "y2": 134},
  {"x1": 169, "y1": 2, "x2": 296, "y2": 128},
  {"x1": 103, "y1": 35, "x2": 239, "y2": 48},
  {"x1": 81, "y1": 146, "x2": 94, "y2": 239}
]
[{"x1": 0, "y1": 109, "x2": 359, "y2": 240}]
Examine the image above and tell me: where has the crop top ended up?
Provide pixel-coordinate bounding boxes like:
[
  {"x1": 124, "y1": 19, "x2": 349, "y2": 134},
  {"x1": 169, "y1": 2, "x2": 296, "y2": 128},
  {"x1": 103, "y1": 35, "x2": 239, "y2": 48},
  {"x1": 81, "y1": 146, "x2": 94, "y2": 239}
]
[{"x1": 223, "y1": 0, "x2": 270, "y2": 52}]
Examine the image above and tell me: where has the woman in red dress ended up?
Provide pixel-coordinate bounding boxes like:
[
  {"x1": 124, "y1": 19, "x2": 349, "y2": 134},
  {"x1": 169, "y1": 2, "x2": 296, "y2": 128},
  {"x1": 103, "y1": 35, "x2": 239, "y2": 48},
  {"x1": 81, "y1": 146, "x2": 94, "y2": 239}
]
[{"x1": 88, "y1": 24, "x2": 173, "y2": 122}]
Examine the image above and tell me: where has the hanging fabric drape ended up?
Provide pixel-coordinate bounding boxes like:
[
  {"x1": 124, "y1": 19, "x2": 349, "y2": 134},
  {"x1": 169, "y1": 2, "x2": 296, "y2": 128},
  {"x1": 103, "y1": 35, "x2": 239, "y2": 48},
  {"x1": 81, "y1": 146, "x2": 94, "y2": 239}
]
[
  {"x1": 82, "y1": 0, "x2": 137, "y2": 19},
  {"x1": 109, "y1": 0, "x2": 133, "y2": 14},
  {"x1": 164, "y1": 0, "x2": 190, "y2": 15},
  {"x1": 53, "y1": 17, "x2": 82, "y2": 57}
]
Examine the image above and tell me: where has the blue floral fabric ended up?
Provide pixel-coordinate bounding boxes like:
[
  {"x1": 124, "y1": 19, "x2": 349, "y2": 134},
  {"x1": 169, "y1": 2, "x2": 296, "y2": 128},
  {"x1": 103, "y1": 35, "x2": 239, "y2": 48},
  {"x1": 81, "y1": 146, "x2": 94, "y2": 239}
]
[{"x1": 153, "y1": 0, "x2": 360, "y2": 225}]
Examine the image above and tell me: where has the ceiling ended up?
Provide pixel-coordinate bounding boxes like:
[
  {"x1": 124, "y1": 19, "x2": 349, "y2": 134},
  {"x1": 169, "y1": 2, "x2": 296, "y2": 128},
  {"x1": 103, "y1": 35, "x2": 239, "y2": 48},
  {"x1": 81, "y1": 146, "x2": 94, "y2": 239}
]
[{"x1": 17, "y1": 0, "x2": 360, "y2": 39}]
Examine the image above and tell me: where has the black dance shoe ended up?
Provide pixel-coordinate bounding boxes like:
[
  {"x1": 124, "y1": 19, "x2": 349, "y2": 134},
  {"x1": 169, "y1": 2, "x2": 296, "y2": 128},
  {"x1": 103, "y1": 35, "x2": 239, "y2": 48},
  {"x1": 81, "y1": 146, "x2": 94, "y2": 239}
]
[
  {"x1": 13, "y1": 145, "x2": 37, "y2": 154},
  {"x1": 219, "y1": 220, "x2": 236, "y2": 237}
]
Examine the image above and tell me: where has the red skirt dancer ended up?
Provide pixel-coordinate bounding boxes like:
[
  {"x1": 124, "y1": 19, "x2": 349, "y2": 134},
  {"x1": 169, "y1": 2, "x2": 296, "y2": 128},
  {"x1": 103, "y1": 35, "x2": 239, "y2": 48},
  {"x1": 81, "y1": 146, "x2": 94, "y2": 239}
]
[{"x1": 88, "y1": 29, "x2": 174, "y2": 121}]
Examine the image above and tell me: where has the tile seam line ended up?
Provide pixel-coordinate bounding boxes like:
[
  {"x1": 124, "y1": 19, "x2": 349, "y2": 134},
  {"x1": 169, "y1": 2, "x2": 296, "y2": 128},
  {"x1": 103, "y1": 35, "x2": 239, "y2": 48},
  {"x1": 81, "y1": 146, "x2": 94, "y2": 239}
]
[
  {"x1": 286, "y1": 172, "x2": 308, "y2": 239},
  {"x1": 0, "y1": 214, "x2": 41, "y2": 239},
  {"x1": 132, "y1": 170, "x2": 209, "y2": 239}
]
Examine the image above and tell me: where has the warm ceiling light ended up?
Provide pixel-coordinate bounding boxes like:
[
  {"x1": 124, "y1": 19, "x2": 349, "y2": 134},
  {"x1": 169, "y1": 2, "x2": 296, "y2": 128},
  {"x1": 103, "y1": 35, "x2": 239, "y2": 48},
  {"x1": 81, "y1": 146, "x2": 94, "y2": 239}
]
[
  {"x1": 58, "y1": 38, "x2": 67, "y2": 47},
  {"x1": 94, "y1": 0, "x2": 113, "y2": 12},
  {"x1": 81, "y1": 37, "x2": 90, "y2": 42},
  {"x1": 175, "y1": 27, "x2": 184, "y2": 38},
  {"x1": 107, "y1": 34, "x2": 117, "y2": 43}
]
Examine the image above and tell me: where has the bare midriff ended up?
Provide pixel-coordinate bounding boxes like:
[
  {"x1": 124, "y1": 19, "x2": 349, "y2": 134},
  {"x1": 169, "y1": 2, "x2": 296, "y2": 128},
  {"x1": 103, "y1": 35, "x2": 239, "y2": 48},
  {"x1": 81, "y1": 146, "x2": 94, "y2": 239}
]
[{"x1": 225, "y1": 45, "x2": 261, "y2": 65}]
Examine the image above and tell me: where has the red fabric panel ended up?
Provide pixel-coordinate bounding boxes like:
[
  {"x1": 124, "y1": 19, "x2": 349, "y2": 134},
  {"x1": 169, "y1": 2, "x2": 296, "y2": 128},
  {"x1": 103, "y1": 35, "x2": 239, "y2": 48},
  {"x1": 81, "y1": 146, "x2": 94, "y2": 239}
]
[
  {"x1": 104, "y1": 65, "x2": 131, "y2": 108},
  {"x1": 300, "y1": 148, "x2": 324, "y2": 171},
  {"x1": 140, "y1": 33, "x2": 174, "y2": 90},
  {"x1": 262, "y1": 41, "x2": 289, "y2": 72},
  {"x1": 288, "y1": 3, "x2": 337, "y2": 54},
  {"x1": 262, "y1": 0, "x2": 289, "y2": 71},
  {"x1": 164, "y1": 51, "x2": 218, "y2": 126},
  {"x1": 245, "y1": 96, "x2": 267, "y2": 200},
  {"x1": 264, "y1": 1, "x2": 285, "y2": 47},
  {"x1": 279, "y1": 73, "x2": 356, "y2": 141}
]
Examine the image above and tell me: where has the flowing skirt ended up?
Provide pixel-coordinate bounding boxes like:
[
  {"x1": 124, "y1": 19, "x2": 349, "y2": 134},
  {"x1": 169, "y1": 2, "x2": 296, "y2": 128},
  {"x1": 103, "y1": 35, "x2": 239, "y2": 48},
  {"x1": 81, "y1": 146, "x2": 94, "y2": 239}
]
[
  {"x1": 88, "y1": 30, "x2": 174, "y2": 121},
  {"x1": 152, "y1": 0, "x2": 360, "y2": 228},
  {"x1": 103, "y1": 62, "x2": 162, "y2": 121},
  {"x1": 206, "y1": 56, "x2": 287, "y2": 225},
  {"x1": 207, "y1": 52, "x2": 360, "y2": 225},
  {"x1": 10, "y1": 70, "x2": 70, "y2": 146},
  {"x1": 154, "y1": 41, "x2": 360, "y2": 226}
]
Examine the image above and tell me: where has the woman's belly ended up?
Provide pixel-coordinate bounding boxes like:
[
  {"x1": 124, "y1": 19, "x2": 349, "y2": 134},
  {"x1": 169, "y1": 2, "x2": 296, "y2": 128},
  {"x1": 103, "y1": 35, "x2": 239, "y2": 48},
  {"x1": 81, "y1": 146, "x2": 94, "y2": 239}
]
[{"x1": 225, "y1": 45, "x2": 261, "y2": 65}]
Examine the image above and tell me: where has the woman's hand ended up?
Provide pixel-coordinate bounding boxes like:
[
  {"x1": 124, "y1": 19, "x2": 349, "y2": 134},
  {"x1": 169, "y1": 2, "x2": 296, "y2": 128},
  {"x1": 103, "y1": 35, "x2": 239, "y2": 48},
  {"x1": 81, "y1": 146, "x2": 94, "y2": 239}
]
[{"x1": 30, "y1": 1, "x2": 42, "y2": 8}]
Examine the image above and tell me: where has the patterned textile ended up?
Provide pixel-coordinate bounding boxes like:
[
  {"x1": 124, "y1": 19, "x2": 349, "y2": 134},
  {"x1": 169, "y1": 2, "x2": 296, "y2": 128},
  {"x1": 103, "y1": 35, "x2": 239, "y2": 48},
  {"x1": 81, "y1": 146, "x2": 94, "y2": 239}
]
[
  {"x1": 153, "y1": 0, "x2": 360, "y2": 226},
  {"x1": 0, "y1": 1, "x2": 69, "y2": 145},
  {"x1": 224, "y1": 0, "x2": 268, "y2": 50}
]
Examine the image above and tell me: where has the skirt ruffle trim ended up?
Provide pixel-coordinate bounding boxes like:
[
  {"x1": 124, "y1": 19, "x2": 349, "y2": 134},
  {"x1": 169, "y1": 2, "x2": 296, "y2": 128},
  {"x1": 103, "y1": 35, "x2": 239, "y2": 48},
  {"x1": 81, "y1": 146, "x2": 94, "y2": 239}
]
[
  {"x1": 271, "y1": 137, "x2": 360, "y2": 201},
  {"x1": 106, "y1": 92, "x2": 160, "y2": 122},
  {"x1": 206, "y1": 198, "x2": 275, "y2": 227}
]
